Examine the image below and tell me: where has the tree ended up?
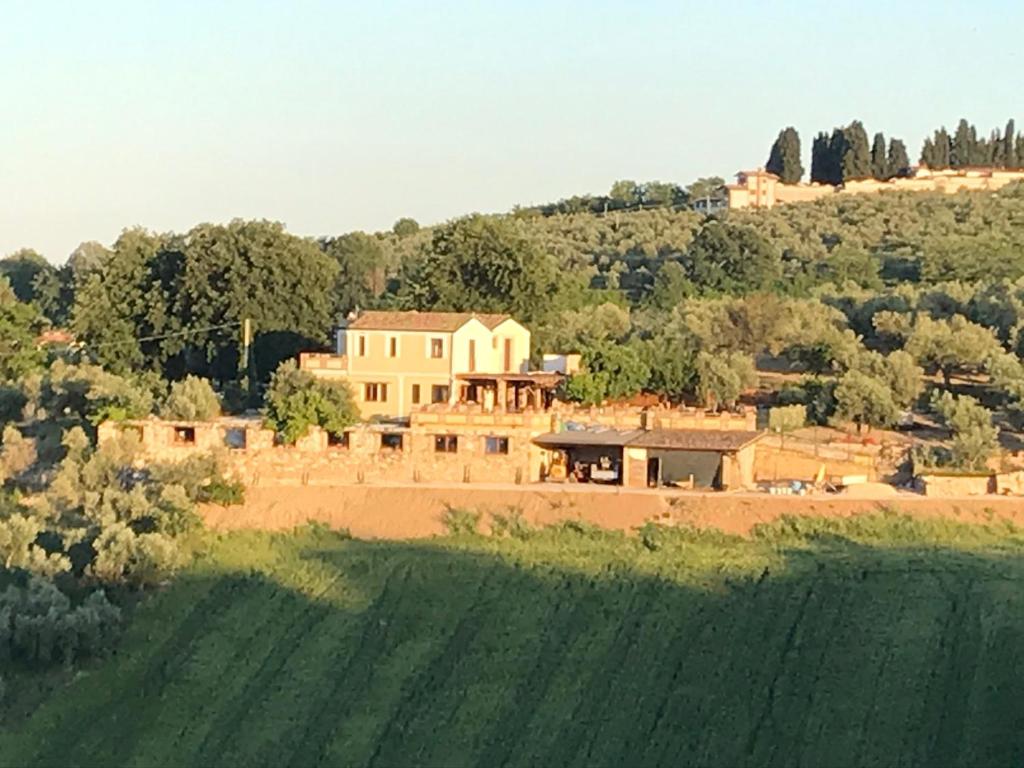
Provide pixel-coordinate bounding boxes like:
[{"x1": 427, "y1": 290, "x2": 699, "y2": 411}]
[
  {"x1": 0, "y1": 278, "x2": 44, "y2": 381},
  {"x1": 38, "y1": 361, "x2": 154, "y2": 430},
  {"x1": 766, "y1": 127, "x2": 803, "y2": 184},
  {"x1": 400, "y1": 215, "x2": 561, "y2": 326},
  {"x1": 931, "y1": 391, "x2": 999, "y2": 470},
  {"x1": 577, "y1": 343, "x2": 650, "y2": 402},
  {"x1": 646, "y1": 261, "x2": 694, "y2": 310},
  {"x1": 810, "y1": 132, "x2": 834, "y2": 184},
  {"x1": 951, "y1": 118, "x2": 975, "y2": 168},
  {"x1": 322, "y1": 232, "x2": 388, "y2": 316},
  {"x1": 817, "y1": 245, "x2": 881, "y2": 289},
  {"x1": 870, "y1": 132, "x2": 888, "y2": 180},
  {"x1": 608, "y1": 180, "x2": 641, "y2": 208},
  {"x1": 0, "y1": 425, "x2": 36, "y2": 485},
  {"x1": 263, "y1": 360, "x2": 359, "y2": 444},
  {"x1": 840, "y1": 121, "x2": 872, "y2": 181},
  {"x1": 90, "y1": 524, "x2": 183, "y2": 588},
  {"x1": 832, "y1": 370, "x2": 900, "y2": 432},
  {"x1": 921, "y1": 127, "x2": 951, "y2": 168},
  {"x1": 71, "y1": 228, "x2": 179, "y2": 375},
  {"x1": 161, "y1": 376, "x2": 220, "y2": 421},
  {"x1": 694, "y1": 351, "x2": 755, "y2": 410},
  {"x1": 177, "y1": 220, "x2": 340, "y2": 385},
  {"x1": 640, "y1": 181, "x2": 685, "y2": 207},
  {"x1": 685, "y1": 177, "x2": 725, "y2": 203},
  {"x1": 639, "y1": 332, "x2": 696, "y2": 402},
  {"x1": 560, "y1": 371, "x2": 610, "y2": 406},
  {"x1": 768, "y1": 404, "x2": 806, "y2": 448},
  {"x1": 886, "y1": 138, "x2": 910, "y2": 178},
  {"x1": 0, "y1": 249, "x2": 54, "y2": 305},
  {"x1": 901, "y1": 315, "x2": 1001, "y2": 388},
  {"x1": 686, "y1": 221, "x2": 781, "y2": 294},
  {"x1": 539, "y1": 303, "x2": 630, "y2": 355},
  {"x1": 392, "y1": 218, "x2": 420, "y2": 237}
]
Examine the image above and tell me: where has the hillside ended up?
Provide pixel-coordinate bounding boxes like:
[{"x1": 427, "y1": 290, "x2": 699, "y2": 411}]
[{"x1": 4, "y1": 515, "x2": 1024, "y2": 767}]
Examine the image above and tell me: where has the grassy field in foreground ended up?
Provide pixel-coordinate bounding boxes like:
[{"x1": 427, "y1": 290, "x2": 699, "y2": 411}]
[{"x1": 3, "y1": 513, "x2": 1024, "y2": 767}]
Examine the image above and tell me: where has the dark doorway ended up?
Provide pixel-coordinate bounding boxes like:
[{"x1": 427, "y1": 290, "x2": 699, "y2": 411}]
[{"x1": 647, "y1": 457, "x2": 661, "y2": 488}]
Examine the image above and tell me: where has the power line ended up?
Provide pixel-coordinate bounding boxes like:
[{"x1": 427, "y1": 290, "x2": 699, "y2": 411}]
[{"x1": 83, "y1": 320, "x2": 244, "y2": 350}]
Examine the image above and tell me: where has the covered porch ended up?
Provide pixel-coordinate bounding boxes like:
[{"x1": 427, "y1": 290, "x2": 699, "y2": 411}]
[{"x1": 455, "y1": 372, "x2": 564, "y2": 413}]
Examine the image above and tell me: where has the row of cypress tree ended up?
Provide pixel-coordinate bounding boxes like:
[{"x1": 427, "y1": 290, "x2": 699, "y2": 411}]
[{"x1": 765, "y1": 118, "x2": 1021, "y2": 186}]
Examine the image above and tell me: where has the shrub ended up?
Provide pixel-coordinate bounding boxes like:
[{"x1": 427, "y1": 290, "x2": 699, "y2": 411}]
[
  {"x1": 441, "y1": 506, "x2": 481, "y2": 536},
  {"x1": 197, "y1": 478, "x2": 245, "y2": 506},
  {"x1": 0, "y1": 577, "x2": 121, "y2": 666},
  {"x1": 90, "y1": 524, "x2": 184, "y2": 588},
  {"x1": 161, "y1": 376, "x2": 221, "y2": 421},
  {"x1": 490, "y1": 507, "x2": 531, "y2": 539},
  {"x1": 930, "y1": 391, "x2": 999, "y2": 470},
  {"x1": 0, "y1": 425, "x2": 36, "y2": 484},
  {"x1": 0, "y1": 514, "x2": 71, "y2": 577}
]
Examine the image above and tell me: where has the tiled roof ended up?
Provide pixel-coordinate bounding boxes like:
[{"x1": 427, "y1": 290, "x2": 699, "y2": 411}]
[{"x1": 347, "y1": 311, "x2": 512, "y2": 332}]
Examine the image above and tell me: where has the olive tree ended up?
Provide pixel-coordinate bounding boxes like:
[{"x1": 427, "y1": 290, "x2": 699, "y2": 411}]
[{"x1": 161, "y1": 376, "x2": 221, "y2": 421}]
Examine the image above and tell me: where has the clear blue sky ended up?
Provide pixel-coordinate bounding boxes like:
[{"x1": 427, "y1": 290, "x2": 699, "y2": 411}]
[{"x1": 1, "y1": 0, "x2": 1021, "y2": 261}]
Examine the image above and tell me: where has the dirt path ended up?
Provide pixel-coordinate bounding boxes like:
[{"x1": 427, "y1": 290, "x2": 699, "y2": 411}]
[{"x1": 202, "y1": 482, "x2": 1024, "y2": 538}]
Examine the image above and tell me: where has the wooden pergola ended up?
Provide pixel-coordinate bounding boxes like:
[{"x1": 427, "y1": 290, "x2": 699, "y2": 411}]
[{"x1": 455, "y1": 372, "x2": 564, "y2": 412}]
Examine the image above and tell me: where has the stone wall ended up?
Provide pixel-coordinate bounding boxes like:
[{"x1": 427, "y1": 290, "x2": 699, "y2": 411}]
[{"x1": 99, "y1": 404, "x2": 761, "y2": 490}]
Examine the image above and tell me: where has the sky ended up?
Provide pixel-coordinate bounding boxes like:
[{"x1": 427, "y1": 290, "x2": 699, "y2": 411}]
[{"x1": 1, "y1": 0, "x2": 1021, "y2": 262}]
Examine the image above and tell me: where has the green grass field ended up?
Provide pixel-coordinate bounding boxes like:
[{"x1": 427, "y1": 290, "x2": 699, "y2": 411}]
[{"x1": 3, "y1": 513, "x2": 1024, "y2": 767}]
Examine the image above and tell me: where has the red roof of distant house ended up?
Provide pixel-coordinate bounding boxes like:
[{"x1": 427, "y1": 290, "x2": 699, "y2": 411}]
[
  {"x1": 347, "y1": 310, "x2": 512, "y2": 332},
  {"x1": 36, "y1": 329, "x2": 75, "y2": 345}
]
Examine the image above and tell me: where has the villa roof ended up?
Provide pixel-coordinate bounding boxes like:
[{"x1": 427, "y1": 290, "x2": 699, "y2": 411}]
[{"x1": 347, "y1": 310, "x2": 512, "y2": 332}]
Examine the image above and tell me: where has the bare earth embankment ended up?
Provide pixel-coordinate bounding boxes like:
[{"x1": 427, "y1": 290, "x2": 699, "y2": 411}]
[{"x1": 202, "y1": 483, "x2": 1024, "y2": 538}]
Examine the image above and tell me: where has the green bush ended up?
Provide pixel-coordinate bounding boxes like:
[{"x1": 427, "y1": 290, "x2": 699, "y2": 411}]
[
  {"x1": 441, "y1": 506, "x2": 481, "y2": 536},
  {"x1": 490, "y1": 507, "x2": 531, "y2": 539},
  {"x1": 198, "y1": 478, "x2": 246, "y2": 506},
  {"x1": 0, "y1": 577, "x2": 121, "y2": 666},
  {"x1": 161, "y1": 376, "x2": 221, "y2": 421}
]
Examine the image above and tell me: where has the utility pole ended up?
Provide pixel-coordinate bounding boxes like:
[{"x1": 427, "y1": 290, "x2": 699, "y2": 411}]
[{"x1": 241, "y1": 318, "x2": 255, "y2": 408}]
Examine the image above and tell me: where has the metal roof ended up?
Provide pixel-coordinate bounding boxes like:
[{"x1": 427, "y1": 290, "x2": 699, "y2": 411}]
[
  {"x1": 533, "y1": 428, "x2": 763, "y2": 452},
  {"x1": 630, "y1": 429, "x2": 763, "y2": 452},
  {"x1": 533, "y1": 428, "x2": 642, "y2": 448}
]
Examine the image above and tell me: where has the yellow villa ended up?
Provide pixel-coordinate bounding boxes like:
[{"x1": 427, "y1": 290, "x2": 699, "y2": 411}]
[{"x1": 299, "y1": 310, "x2": 543, "y2": 419}]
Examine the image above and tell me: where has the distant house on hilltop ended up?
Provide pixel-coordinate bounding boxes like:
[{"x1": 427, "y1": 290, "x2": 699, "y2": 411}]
[{"x1": 300, "y1": 310, "x2": 568, "y2": 419}]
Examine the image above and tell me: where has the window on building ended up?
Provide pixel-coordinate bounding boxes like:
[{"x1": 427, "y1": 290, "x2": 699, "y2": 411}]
[
  {"x1": 434, "y1": 435, "x2": 458, "y2": 453},
  {"x1": 388, "y1": 337, "x2": 398, "y2": 357},
  {"x1": 468, "y1": 339, "x2": 476, "y2": 372},
  {"x1": 411, "y1": 384, "x2": 421, "y2": 405},
  {"x1": 327, "y1": 432, "x2": 349, "y2": 449},
  {"x1": 173, "y1": 426, "x2": 196, "y2": 445},
  {"x1": 430, "y1": 338, "x2": 444, "y2": 358},
  {"x1": 357, "y1": 335, "x2": 367, "y2": 357},
  {"x1": 223, "y1": 427, "x2": 247, "y2": 450},
  {"x1": 431, "y1": 385, "x2": 449, "y2": 404},
  {"x1": 364, "y1": 383, "x2": 388, "y2": 402},
  {"x1": 485, "y1": 436, "x2": 509, "y2": 455},
  {"x1": 380, "y1": 433, "x2": 403, "y2": 451}
]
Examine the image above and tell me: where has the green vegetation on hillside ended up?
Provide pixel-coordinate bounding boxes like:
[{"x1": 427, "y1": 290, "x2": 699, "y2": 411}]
[{"x1": 3, "y1": 514, "x2": 1024, "y2": 767}]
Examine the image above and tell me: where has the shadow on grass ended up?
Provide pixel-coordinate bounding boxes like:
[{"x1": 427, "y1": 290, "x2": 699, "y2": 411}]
[{"x1": 4, "y1": 524, "x2": 1024, "y2": 768}]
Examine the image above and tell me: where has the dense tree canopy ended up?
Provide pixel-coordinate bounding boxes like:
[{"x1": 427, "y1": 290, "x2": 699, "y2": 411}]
[{"x1": 766, "y1": 127, "x2": 803, "y2": 184}]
